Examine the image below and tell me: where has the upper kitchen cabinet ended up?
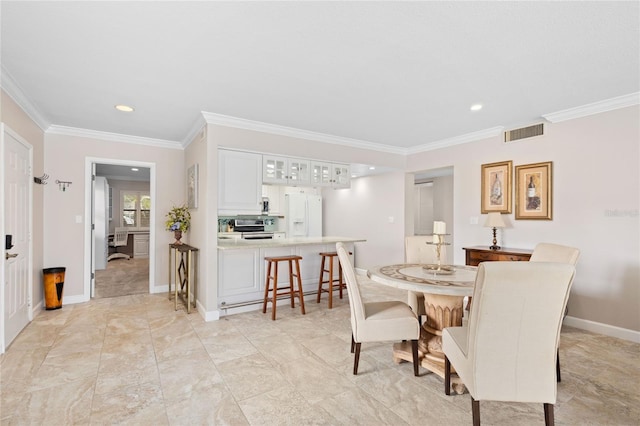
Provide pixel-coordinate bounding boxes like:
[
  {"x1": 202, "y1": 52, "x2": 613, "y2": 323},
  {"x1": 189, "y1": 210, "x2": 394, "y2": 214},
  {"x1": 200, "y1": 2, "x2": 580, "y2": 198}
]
[
  {"x1": 311, "y1": 161, "x2": 351, "y2": 188},
  {"x1": 263, "y1": 155, "x2": 310, "y2": 186},
  {"x1": 218, "y1": 149, "x2": 263, "y2": 215}
]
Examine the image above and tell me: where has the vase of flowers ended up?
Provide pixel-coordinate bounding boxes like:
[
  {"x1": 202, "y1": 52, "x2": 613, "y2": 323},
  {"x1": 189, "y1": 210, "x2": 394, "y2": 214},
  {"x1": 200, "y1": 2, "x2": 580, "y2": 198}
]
[{"x1": 165, "y1": 204, "x2": 191, "y2": 245}]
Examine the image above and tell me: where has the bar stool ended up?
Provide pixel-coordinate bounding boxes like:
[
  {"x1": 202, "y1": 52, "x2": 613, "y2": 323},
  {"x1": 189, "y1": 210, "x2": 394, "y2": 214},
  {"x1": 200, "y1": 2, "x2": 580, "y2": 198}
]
[
  {"x1": 316, "y1": 251, "x2": 351, "y2": 309},
  {"x1": 262, "y1": 255, "x2": 306, "y2": 320}
]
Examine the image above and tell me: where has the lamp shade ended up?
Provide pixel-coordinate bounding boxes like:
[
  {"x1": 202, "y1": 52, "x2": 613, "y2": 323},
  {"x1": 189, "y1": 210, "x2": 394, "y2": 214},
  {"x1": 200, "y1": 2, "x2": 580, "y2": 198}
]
[{"x1": 484, "y1": 212, "x2": 506, "y2": 228}]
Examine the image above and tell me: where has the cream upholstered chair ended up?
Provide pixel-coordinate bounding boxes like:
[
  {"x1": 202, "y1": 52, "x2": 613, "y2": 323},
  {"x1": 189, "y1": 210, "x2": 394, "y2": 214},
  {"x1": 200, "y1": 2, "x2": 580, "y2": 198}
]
[
  {"x1": 530, "y1": 242, "x2": 580, "y2": 382},
  {"x1": 443, "y1": 262, "x2": 576, "y2": 426},
  {"x1": 108, "y1": 227, "x2": 130, "y2": 261},
  {"x1": 405, "y1": 236, "x2": 445, "y2": 322},
  {"x1": 336, "y1": 242, "x2": 421, "y2": 376}
]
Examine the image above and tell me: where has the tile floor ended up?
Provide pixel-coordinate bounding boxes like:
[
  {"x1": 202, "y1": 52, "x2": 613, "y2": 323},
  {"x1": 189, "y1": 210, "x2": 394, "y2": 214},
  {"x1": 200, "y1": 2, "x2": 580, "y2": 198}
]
[{"x1": 1, "y1": 278, "x2": 639, "y2": 425}]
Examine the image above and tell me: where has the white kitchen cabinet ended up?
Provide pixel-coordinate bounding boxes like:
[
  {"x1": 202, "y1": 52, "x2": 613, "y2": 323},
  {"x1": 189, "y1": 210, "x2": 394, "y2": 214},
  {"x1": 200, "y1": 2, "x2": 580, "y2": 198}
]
[
  {"x1": 263, "y1": 155, "x2": 310, "y2": 186},
  {"x1": 218, "y1": 248, "x2": 262, "y2": 306},
  {"x1": 311, "y1": 161, "x2": 350, "y2": 188},
  {"x1": 133, "y1": 233, "x2": 150, "y2": 258},
  {"x1": 218, "y1": 150, "x2": 263, "y2": 215}
]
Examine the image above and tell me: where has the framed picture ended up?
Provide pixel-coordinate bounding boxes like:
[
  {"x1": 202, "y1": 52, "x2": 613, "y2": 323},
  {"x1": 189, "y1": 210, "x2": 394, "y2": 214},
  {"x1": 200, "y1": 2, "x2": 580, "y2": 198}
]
[
  {"x1": 515, "y1": 161, "x2": 553, "y2": 220},
  {"x1": 187, "y1": 163, "x2": 198, "y2": 209},
  {"x1": 481, "y1": 160, "x2": 512, "y2": 213}
]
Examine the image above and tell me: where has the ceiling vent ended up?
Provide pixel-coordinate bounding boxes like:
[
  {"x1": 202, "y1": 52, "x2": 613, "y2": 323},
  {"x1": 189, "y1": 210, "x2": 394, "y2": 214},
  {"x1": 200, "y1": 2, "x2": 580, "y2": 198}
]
[{"x1": 504, "y1": 123, "x2": 544, "y2": 142}]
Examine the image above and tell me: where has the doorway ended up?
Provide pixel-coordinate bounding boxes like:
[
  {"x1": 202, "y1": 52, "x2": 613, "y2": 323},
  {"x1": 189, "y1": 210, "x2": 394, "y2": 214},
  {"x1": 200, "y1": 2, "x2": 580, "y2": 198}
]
[
  {"x1": 413, "y1": 166, "x2": 454, "y2": 264},
  {"x1": 84, "y1": 158, "x2": 155, "y2": 300}
]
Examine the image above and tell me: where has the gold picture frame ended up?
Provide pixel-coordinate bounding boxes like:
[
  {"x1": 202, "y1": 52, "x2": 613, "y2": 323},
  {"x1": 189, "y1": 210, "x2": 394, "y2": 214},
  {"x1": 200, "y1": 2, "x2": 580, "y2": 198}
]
[
  {"x1": 515, "y1": 161, "x2": 553, "y2": 220},
  {"x1": 187, "y1": 163, "x2": 199, "y2": 209},
  {"x1": 481, "y1": 160, "x2": 512, "y2": 213}
]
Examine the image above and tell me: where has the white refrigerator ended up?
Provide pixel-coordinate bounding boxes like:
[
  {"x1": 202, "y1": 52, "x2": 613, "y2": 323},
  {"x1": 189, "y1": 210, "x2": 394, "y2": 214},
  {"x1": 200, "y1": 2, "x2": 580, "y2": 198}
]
[{"x1": 284, "y1": 193, "x2": 322, "y2": 237}]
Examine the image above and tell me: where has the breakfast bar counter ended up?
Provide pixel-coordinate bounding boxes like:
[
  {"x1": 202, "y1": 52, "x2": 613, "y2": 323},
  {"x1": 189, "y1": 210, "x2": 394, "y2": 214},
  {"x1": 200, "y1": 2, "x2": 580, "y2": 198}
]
[
  {"x1": 217, "y1": 236, "x2": 366, "y2": 250},
  {"x1": 217, "y1": 237, "x2": 365, "y2": 311}
]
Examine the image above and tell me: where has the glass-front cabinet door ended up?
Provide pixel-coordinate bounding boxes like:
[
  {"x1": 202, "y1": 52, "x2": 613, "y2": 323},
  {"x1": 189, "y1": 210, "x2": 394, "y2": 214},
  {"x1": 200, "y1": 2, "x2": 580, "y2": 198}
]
[
  {"x1": 311, "y1": 162, "x2": 332, "y2": 186},
  {"x1": 332, "y1": 164, "x2": 351, "y2": 188},
  {"x1": 288, "y1": 159, "x2": 310, "y2": 185},
  {"x1": 263, "y1": 155, "x2": 288, "y2": 184}
]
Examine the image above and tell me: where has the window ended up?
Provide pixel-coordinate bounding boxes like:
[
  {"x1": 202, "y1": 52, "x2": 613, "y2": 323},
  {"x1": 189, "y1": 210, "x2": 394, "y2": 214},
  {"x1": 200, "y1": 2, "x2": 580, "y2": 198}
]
[{"x1": 121, "y1": 191, "x2": 150, "y2": 230}]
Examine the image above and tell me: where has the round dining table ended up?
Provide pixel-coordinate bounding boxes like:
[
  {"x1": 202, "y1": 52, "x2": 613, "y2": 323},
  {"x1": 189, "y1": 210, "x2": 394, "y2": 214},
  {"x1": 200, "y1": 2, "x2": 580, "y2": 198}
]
[{"x1": 367, "y1": 263, "x2": 477, "y2": 393}]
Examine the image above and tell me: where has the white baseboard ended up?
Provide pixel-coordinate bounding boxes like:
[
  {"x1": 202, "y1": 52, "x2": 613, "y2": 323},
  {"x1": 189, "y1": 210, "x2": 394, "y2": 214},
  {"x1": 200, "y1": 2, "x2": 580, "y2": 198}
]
[
  {"x1": 152, "y1": 284, "x2": 169, "y2": 294},
  {"x1": 564, "y1": 315, "x2": 640, "y2": 343},
  {"x1": 62, "y1": 294, "x2": 89, "y2": 305},
  {"x1": 31, "y1": 301, "x2": 43, "y2": 317},
  {"x1": 197, "y1": 299, "x2": 220, "y2": 321}
]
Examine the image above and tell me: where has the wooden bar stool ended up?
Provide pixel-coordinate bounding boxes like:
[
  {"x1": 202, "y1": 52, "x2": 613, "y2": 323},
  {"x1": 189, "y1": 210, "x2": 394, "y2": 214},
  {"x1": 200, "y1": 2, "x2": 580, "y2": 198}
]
[
  {"x1": 316, "y1": 251, "x2": 350, "y2": 309},
  {"x1": 262, "y1": 255, "x2": 306, "y2": 320}
]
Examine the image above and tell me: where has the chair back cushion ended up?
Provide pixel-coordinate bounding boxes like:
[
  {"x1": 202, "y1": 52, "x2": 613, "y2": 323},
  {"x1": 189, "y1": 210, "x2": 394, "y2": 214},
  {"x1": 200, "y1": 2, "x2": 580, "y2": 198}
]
[
  {"x1": 465, "y1": 261, "x2": 575, "y2": 403},
  {"x1": 530, "y1": 243, "x2": 580, "y2": 265},
  {"x1": 405, "y1": 236, "x2": 444, "y2": 264},
  {"x1": 336, "y1": 243, "x2": 365, "y2": 333}
]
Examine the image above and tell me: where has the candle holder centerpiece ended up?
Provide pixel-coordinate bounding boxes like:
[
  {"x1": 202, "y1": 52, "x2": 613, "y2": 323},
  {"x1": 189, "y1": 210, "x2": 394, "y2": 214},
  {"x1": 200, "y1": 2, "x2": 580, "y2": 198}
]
[{"x1": 424, "y1": 221, "x2": 454, "y2": 275}]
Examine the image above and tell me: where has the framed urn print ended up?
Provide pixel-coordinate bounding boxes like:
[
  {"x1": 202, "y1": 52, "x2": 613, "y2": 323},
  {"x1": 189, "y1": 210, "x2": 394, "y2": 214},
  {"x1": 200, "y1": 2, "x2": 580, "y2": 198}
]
[
  {"x1": 515, "y1": 161, "x2": 552, "y2": 220},
  {"x1": 481, "y1": 160, "x2": 512, "y2": 213},
  {"x1": 187, "y1": 163, "x2": 199, "y2": 209}
]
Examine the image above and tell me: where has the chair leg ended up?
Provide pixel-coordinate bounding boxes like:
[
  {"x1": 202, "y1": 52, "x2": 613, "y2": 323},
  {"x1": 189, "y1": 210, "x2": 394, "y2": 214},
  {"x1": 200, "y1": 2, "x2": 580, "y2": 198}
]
[
  {"x1": 353, "y1": 342, "x2": 361, "y2": 375},
  {"x1": 262, "y1": 260, "x2": 272, "y2": 314},
  {"x1": 411, "y1": 339, "x2": 419, "y2": 376},
  {"x1": 316, "y1": 255, "x2": 326, "y2": 303},
  {"x1": 327, "y1": 256, "x2": 334, "y2": 309},
  {"x1": 294, "y1": 258, "x2": 305, "y2": 315},
  {"x1": 338, "y1": 262, "x2": 344, "y2": 299},
  {"x1": 444, "y1": 355, "x2": 451, "y2": 395},
  {"x1": 544, "y1": 403, "x2": 555, "y2": 426},
  {"x1": 556, "y1": 349, "x2": 561, "y2": 382},
  {"x1": 288, "y1": 260, "x2": 296, "y2": 308},
  {"x1": 271, "y1": 262, "x2": 280, "y2": 320},
  {"x1": 471, "y1": 397, "x2": 480, "y2": 426},
  {"x1": 351, "y1": 334, "x2": 355, "y2": 353}
]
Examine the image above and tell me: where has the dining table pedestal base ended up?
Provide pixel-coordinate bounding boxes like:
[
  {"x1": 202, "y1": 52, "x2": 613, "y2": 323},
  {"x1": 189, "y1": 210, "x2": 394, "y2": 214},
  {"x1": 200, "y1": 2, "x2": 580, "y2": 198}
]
[{"x1": 392, "y1": 292, "x2": 467, "y2": 394}]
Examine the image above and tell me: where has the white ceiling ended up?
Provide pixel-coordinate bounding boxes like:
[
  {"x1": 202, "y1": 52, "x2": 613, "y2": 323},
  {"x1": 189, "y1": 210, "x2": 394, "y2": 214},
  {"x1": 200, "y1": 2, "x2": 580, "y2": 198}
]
[{"x1": 1, "y1": 2, "x2": 638, "y2": 154}]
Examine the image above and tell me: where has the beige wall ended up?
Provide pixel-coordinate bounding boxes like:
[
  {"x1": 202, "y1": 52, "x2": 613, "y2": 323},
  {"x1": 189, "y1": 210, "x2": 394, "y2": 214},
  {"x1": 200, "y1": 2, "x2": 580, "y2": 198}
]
[
  {"x1": 43, "y1": 133, "x2": 184, "y2": 300},
  {"x1": 1, "y1": 91, "x2": 45, "y2": 308},
  {"x1": 406, "y1": 106, "x2": 639, "y2": 332}
]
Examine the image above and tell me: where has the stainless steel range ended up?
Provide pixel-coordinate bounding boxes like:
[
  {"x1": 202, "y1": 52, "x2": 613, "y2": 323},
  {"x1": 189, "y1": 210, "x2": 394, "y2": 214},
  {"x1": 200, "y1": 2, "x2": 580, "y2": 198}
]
[{"x1": 232, "y1": 219, "x2": 274, "y2": 240}]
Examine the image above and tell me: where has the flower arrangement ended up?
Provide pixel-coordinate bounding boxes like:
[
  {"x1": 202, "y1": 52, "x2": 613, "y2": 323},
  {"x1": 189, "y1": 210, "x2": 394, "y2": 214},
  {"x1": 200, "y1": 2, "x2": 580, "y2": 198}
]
[{"x1": 165, "y1": 204, "x2": 191, "y2": 233}]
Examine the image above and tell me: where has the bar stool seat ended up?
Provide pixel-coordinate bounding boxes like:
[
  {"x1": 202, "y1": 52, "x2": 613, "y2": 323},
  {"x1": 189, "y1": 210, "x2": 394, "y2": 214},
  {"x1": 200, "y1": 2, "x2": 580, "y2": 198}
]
[
  {"x1": 262, "y1": 255, "x2": 306, "y2": 320},
  {"x1": 317, "y1": 251, "x2": 351, "y2": 309}
]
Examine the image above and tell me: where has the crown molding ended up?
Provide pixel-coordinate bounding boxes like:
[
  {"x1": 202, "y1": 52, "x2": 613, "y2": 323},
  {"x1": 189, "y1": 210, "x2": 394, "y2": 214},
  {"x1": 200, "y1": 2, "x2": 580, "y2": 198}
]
[
  {"x1": 46, "y1": 125, "x2": 183, "y2": 150},
  {"x1": 406, "y1": 126, "x2": 504, "y2": 155},
  {"x1": 201, "y1": 111, "x2": 407, "y2": 155},
  {"x1": 542, "y1": 92, "x2": 640, "y2": 123},
  {"x1": 0, "y1": 65, "x2": 51, "y2": 131},
  {"x1": 181, "y1": 114, "x2": 207, "y2": 148}
]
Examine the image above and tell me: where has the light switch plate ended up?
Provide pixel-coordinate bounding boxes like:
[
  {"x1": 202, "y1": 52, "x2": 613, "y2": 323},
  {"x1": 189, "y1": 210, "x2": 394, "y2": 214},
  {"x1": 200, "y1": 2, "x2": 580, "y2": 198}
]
[{"x1": 470, "y1": 216, "x2": 479, "y2": 225}]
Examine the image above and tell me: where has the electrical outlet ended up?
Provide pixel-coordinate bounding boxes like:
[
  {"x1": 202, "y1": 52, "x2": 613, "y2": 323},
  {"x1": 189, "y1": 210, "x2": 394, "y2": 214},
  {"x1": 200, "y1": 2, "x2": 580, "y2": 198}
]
[{"x1": 388, "y1": 216, "x2": 395, "y2": 223}]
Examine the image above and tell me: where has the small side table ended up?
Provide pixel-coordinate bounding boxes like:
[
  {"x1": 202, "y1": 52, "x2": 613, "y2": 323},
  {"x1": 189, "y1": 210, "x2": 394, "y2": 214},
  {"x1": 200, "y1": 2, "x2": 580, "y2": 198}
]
[{"x1": 168, "y1": 243, "x2": 199, "y2": 313}]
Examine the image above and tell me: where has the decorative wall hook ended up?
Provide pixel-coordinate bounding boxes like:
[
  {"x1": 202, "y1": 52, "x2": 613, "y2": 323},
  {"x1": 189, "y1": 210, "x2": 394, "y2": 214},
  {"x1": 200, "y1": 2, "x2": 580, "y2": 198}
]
[
  {"x1": 55, "y1": 180, "x2": 72, "y2": 192},
  {"x1": 34, "y1": 173, "x2": 49, "y2": 185}
]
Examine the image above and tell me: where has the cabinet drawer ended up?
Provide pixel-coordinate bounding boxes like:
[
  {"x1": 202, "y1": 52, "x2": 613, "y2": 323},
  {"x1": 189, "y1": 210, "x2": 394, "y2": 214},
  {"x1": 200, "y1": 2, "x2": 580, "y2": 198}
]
[{"x1": 464, "y1": 247, "x2": 532, "y2": 266}]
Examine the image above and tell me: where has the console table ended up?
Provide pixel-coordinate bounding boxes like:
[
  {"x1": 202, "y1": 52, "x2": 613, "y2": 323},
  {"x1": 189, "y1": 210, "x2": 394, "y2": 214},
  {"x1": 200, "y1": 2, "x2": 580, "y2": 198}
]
[
  {"x1": 168, "y1": 243, "x2": 199, "y2": 313},
  {"x1": 463, "y1": 246, "x2": 532, "y2": 266}
]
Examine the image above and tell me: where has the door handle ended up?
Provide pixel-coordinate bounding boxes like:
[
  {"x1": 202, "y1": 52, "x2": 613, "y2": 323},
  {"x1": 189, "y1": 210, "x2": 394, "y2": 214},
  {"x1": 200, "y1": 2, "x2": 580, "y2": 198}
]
[{"x1": 5, "y1": 253, "x2": 18, "y2": 260}]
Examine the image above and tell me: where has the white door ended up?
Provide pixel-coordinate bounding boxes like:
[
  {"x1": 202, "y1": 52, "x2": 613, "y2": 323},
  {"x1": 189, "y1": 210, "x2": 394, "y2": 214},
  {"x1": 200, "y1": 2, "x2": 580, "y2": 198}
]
[{"x1": 2, "y1": 125, "x2": 32, "y2": 350}]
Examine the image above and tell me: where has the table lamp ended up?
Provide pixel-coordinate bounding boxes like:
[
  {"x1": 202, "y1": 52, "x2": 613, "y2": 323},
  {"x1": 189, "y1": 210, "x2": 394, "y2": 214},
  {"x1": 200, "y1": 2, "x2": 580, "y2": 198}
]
[{"x1": 484, "y1": 212, "x2": 505, "y2": 250}]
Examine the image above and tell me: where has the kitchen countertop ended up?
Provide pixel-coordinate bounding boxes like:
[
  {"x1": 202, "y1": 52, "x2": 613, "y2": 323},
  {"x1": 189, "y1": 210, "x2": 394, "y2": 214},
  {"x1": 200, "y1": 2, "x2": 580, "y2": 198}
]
[{"x1": 217, "y1": 236, "x2": 366, "y2": 250}]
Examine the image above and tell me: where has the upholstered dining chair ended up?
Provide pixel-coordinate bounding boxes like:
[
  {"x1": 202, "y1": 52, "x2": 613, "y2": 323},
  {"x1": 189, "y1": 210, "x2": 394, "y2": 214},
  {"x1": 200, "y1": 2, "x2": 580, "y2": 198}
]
[
  {"x1": 529, "y1": 242, "x2": 580, "y2": 382},
  {"x1": 405, "y1": 236, "x2": 446, "y2": 324},
  {"x1": 336, "y1": 242, "x2": 421, "y2": 376},
  {"x1": 443, "y1": 262, "x2": 576, "y2": 426}
]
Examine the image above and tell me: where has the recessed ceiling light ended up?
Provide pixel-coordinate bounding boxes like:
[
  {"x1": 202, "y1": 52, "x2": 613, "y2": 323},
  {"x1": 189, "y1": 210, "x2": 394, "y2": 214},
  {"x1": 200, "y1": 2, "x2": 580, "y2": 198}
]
[
  {"x1": 470, "y1": 103, "x2": 483, "y2": 111},
  {"x1": 351, "y1": 174, "x2": 357, "y2": 178},
  {"x1": 369, "y1": 166, "x2": 376, "y2": 170},
  {"x1": 131, "y1": 168, "x2": 139, "y2": 171},
  {"x1": 115, "y1": 104, "x2": 135, "y2": 112}
]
